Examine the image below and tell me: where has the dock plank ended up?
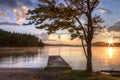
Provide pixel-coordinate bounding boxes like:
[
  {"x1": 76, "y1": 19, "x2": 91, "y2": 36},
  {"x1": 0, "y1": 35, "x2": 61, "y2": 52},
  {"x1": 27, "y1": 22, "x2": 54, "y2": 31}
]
[{"x1": 47, "y1": 56, "x2": 71, "y2": 68}]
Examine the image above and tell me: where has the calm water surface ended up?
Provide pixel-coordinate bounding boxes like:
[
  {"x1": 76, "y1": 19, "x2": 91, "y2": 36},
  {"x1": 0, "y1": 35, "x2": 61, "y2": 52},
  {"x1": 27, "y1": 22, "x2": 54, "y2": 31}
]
[{"x1": 0, "y1": 46, "x2": 120, "y2": 71}]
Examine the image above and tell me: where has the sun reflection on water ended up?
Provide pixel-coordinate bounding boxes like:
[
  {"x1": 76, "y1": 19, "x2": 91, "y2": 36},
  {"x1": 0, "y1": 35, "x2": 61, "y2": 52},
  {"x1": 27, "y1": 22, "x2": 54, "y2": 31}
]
[
  {"x1": 108, "y1": 47, "x2": 113, "y2": 58},
  {"x1": 107, "y1": 47, "x2": 115, "y2": 59}
]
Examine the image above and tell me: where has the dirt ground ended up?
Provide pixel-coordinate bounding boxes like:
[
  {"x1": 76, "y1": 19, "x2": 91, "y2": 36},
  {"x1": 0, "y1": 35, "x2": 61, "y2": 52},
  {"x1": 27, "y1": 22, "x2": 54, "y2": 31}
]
[{"x1": 0, "y1": 68, "x2": 42, "y2": 80}]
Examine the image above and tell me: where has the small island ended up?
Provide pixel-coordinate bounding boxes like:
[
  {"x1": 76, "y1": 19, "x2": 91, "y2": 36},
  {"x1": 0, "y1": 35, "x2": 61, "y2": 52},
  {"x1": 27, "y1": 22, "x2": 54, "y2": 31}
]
[{"x1": 92, "y1": 42, "x2": 120, "y2": 47}]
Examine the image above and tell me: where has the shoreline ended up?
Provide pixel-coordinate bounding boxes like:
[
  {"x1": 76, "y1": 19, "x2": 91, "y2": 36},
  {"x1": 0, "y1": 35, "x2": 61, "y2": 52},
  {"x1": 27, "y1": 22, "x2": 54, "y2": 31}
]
[{"x1": 0, "y1": 68, "x2": 43, "y2": 80}]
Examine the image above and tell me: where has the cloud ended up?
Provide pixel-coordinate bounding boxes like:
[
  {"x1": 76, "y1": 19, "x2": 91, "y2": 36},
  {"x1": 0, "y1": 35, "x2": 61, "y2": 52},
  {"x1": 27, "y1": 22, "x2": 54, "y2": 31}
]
[
  {"x1": 34, "y1": 33, "x2": 49, "y2": 41},
  {"x1": 0, "y1": 0, "x2": 18, "y2": 8},
  {"x1": 108, "y1": 21, "x2": 120, "y2": 31},
  {"x1": 0, "y1": 0, "x2": 37, "y2": 8},
  {"x1": 0, "y1": 9, "x2": 10, "y2": 21},
  {"x1": 12, "y1": 6, "x2": 29, "y2": 22},
  {"x1": 0, "y1": 22, "x2": 22, "y2": 26},
  {"x1": 0, "y1": 9, "x2": 7, "y2": 18},
  {"x1": 100, "y1": 9, "x2": 107, "y2": 13},
  {"x1": 40, "y1": 33, "x2": 49, "y2": 41},
  {"x1": 0, "y1": 0, "x2": 39, "y2": 23},
  {"x1": 7, "y1": 28, "x2": 16, "y2": 32},
  {"x1": 99, "y1": 8, "x2": 111, "y2": 14}
]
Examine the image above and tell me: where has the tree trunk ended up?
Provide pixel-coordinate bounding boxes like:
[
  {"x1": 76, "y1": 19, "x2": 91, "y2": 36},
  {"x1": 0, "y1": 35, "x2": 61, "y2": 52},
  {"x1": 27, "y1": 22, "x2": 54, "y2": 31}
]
[
  {"x1": 86, "y1": 40, "x2": 92, "y2": 72},
  {"x1": 86, "y1": 5, "x2": 93, "y2": 71},
  {"x1": 86, "y1": 32, "x2": 93, "y2": 72}
]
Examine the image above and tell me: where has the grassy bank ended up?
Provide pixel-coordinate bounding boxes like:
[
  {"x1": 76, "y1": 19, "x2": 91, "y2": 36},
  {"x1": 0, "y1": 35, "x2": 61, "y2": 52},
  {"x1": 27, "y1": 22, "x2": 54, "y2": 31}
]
[
  {"x1": 35, "y1": 70, "x2": 120, "y2": 80},
  {"x1": 59, "y1": 70, "x2": 120, "y2": 80}
]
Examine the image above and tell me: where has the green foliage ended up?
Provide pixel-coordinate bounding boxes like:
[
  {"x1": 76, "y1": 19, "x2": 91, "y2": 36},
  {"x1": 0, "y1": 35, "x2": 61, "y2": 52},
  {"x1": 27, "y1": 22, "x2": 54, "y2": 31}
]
[
  {"x1": 25, "y1": 0, "x2": 82, "y2": 35},
  {"x1": 59, "y1": 70, "x2": 94, "y2": 80},
  {"x1": 25, "y1": 0, "x2": 105, "y2": 71},
  {"x1": 25, "y1": 0, "x2": 103, "y2": 38},
  {"x1": 0, "y1": 29, "x2": 44, "y2": 47},
  {"x1": 25, "y1": 0, "x2": 105, "y2": 43},
  {"x1": 58, "y1": 70, "x2": 120, "y2": 80},
  {"x1": 88, "y1": 75, "x2": 120, "y2": 80},
  {"x1": 38, "y1": 39, "x2": 45, "y2": 47},
  {"x1": 35, "y1": 70, "x2": 120, "y2": 80}
]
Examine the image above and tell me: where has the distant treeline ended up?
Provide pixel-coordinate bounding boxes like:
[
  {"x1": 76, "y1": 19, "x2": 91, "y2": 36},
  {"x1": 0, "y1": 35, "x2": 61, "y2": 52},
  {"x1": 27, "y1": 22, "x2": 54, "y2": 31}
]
[{"x1": 0, "y1": 29, "x2": 44, "y2": 47}]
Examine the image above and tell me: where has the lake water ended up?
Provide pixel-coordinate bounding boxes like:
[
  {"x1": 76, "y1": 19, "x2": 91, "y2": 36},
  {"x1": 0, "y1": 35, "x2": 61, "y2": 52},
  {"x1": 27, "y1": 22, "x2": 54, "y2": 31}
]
[{"x1": 0, "y1": 46, "x2": 120, "y2": 71}]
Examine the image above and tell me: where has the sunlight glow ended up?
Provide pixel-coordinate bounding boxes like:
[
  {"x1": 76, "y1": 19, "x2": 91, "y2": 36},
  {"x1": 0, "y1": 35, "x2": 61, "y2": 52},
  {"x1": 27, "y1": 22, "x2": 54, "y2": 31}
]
[
  {"x1": 108, "y1": 38, "x2": 113, "y2": 44},
  {"x1": 108, "y1": 47, "x2": 113, "y2": 58},
  {"x1": 107, "y1": 38, "x2": 114, "y2": 47},
  {"x1": 105, "y1": 47, "x2": 117, "y2": 59}
]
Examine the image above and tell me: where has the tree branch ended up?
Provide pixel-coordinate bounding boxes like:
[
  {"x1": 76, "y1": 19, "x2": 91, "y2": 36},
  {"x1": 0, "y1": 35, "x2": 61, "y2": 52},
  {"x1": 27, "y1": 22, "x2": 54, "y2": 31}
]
[
  {"x1": 64, "y1": 0, "x2": 88, "y2": 43},
  {"x1": 91, "y1": 0, "x2": 98, "y2": 11},
  {"x1": 79, "y1": 34, "x2": 88, "y2": 59},
  {"x1": 64, "y1": 0, "x2": 88, "y2": 58}
]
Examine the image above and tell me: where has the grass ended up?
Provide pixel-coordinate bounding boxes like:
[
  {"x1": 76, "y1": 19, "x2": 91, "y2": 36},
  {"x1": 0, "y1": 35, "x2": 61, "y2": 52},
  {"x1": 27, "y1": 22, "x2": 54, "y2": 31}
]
[
  {"x1": 44, "y1": 67, "x2": 72, "y2": 70},
  {"x1": 58, "y1": 70, "x2": 94, "y2": 80},
  {"x1": 34, "y1": 70, "x2": 120, "y2": 80},
  {"x1": 58, "y1": 70, "x2": 120, "y2": 80},
  {"x1": 88, "y1": 75, "x2": 120, "y2": 80}
]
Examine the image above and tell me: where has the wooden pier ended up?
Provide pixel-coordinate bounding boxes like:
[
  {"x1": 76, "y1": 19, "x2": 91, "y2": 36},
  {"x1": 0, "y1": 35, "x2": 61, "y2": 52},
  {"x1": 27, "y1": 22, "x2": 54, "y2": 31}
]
[{"x1": 46, "y1": 56, "x2": 71, "y2": 70}]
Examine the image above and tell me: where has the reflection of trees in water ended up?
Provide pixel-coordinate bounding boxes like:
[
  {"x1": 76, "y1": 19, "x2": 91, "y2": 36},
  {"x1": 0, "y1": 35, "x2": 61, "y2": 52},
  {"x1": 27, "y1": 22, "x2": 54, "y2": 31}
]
[
  {"x1": 0, "y1": 48, "x2": 43, "y2": 60},
  {"x1": 0, "y1": 52, "x2": 37, "y2": 61},
  {"x1": 0, "y1": 48, "x2": 46, "y2": 68}
]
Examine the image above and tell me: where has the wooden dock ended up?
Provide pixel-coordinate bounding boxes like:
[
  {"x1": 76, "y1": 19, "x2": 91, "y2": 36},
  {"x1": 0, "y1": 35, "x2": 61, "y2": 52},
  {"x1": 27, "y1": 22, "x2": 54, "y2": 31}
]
[{"x1": 46, "y1": 56, "x2": 71, "y2": 69}]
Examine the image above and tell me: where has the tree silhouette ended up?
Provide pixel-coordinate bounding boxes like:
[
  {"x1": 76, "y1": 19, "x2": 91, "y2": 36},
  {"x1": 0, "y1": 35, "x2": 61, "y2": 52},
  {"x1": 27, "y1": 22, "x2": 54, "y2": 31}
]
[
  {"x1": 0, "y1": 29, "x2": 44, "y2": 47},
  {"x1": 26, "y1": 0, "x2": 104, "y2": 72}
]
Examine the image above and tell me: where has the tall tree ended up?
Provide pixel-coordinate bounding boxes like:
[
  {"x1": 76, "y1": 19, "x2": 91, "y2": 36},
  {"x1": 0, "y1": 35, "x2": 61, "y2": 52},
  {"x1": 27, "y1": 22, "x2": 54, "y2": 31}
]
[{"x1": 26, "y1": 0, "x2": 104, "y2": 72}]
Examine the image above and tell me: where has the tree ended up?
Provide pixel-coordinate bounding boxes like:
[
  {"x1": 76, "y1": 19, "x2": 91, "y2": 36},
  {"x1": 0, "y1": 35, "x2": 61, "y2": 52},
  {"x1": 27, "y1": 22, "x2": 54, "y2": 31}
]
[
  {"x1": 25, "y1": 0, "x2": 104, "y2": 72},
  {"x1": 0, "y1": 29, "x2": 42, "y2": 47}
]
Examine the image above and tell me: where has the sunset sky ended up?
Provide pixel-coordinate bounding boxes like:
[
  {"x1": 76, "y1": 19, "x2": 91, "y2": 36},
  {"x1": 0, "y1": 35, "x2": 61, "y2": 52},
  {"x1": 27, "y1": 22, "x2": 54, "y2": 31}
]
[{"x1": 0, "y1": 0, "x2": 120, "y2": 44}]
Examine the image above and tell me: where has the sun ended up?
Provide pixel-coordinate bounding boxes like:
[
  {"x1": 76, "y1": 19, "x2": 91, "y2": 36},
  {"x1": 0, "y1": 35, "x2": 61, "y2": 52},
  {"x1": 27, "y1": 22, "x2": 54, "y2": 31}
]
[
  {"x1": 108, "y1": 39, "x2": 113, "y2": 44},
  {"x1": 107, "y1": 38, "x2": 114, "y2": 47}
]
